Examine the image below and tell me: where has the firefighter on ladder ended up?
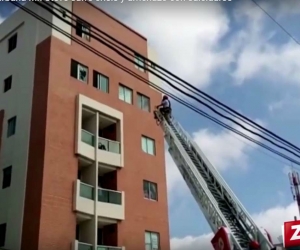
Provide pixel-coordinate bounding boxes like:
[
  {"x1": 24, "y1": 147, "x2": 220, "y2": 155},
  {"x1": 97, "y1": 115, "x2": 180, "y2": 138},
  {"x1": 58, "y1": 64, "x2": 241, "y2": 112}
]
[{"x1": 154, "y1": 95, "x2": 172, "y2": 124}]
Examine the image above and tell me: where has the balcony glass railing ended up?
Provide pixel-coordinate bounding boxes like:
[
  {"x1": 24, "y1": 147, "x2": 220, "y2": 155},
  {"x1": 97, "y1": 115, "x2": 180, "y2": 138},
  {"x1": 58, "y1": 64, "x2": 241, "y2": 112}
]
[
  {"x1": 98, "y1": 188, "x2": 122, "y2": 205},
  {"x1": 97, "y1": 246, "x2": 122, "y2": 250},
  {"x1": 78, "y1": 242, "x2": 93, "y2": 250},
  {"x1": 98, "y1": 137, "x2": 120, "y2": 154},
  {"x1": 80, "y1": 182, "x2": 94, "y2": 200},
  {"x1": 82, "y1": 130, "x2": 95, "y2": 146},
  {"x1": 81, "y1": 130, "x2": 120, "y2": 154}
]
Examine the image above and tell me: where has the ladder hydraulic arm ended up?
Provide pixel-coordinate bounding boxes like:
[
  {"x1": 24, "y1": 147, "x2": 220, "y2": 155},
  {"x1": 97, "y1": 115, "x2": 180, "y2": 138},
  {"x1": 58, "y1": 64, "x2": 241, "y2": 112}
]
[{"x1": 154, "y1": 110, "x2": 274, "y2": 250}]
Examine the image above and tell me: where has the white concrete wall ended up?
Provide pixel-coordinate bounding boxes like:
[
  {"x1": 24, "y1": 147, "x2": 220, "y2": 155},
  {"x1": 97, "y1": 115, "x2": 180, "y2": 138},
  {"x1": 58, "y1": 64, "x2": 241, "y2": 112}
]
[
  {"x1": 0, "y1": 2, "x2": 72, "y2": 249},
  {"x1": 147, "y1": 46, "x2": 163, "y2": 96}
]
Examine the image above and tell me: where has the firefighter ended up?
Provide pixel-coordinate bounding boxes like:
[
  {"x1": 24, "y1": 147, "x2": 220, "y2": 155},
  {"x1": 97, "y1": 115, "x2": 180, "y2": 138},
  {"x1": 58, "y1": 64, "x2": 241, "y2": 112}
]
[{"x1": 156, "y1": 95, "x2": 172, "y2": 120}]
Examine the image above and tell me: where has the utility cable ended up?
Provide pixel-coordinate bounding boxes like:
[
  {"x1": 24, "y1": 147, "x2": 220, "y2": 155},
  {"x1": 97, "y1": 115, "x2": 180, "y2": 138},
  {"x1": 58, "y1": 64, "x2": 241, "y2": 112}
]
[
  {"x1": 251, "y1": 0, "x2": 300, "y2": 46},
  {"x1": 10, "y1": 1, "x2": 300, "y2": 166},
  {"x1": 32, "y1": 0, "x2": 300, "y2": 159},
  {"x1": 48, "y1": 0, "x2": 300, "y2": 155}
]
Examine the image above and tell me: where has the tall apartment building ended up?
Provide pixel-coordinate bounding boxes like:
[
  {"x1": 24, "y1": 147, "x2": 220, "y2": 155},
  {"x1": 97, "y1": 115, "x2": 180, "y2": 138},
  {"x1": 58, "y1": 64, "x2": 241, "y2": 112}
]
[{"x1": 0, "y1": 2, "x2": 170, "y2": 250}]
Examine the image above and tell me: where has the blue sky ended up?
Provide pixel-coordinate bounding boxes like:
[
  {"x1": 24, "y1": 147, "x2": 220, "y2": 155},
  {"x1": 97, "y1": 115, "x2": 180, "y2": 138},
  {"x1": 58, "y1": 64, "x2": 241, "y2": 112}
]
[{"x1": 1, "y1": 1, "x2": 300, "y2": 249}]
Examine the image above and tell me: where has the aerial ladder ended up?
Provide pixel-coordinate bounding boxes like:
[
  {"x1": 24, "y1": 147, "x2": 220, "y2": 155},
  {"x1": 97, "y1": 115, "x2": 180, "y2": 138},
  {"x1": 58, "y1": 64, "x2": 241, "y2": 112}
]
[{"x1": 154, "y1": 110, "x2": 275, "y2": 250}]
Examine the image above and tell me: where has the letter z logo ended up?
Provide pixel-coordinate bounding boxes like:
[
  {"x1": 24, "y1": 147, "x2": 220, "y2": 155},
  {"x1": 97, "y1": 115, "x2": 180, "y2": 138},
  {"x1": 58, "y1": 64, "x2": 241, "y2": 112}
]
[{"x1": 283, "y1": 220, "x2": 300, "y2": 248}]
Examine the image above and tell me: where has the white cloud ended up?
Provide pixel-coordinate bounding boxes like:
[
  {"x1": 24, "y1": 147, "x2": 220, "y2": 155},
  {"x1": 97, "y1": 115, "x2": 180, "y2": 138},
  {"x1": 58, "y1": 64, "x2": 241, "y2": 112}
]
[
  {"x1": 0, "y1": 15, "x2": 4, "y2": 24},
  {"x1": 268, "y1": 100, "x2": 284, "y2": 112},
  {"x1": 170, "y1": 202, "x2": 299, "y2": 250},
  {"x1": 100, "y1": 1, "x2": 300, "y2": 87},
  {"x1": 268, "y1": 95, "x2": 300, "y2": 114},
  {"x1": 282, "y1": 165, "x2": 291, "y2": 175},
  {"x1": 99, "y1": 3, "x2": 232, "y2": 88},
  {"x1": 230, "y1": 1, "x2": 300, "y2": 85},
  {"x1": 166, "y1": 118, "x2": 264, "y2": 194}
]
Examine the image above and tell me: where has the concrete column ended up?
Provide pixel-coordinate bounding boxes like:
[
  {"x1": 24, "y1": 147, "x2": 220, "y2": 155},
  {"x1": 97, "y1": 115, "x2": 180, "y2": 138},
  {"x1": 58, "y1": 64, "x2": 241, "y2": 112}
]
[{"x1": 93, "y1": 112, "x2": 100, "y2": 249}]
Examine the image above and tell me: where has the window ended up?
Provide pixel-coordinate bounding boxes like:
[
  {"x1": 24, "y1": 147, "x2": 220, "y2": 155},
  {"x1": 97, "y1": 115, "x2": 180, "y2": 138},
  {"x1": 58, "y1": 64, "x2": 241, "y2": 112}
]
[
  {"x1": 119, "y1": 85, "x2": 133, "y2": 104},
  {"x1": 2, "y1": 166, "x2": 12, "y2": 189},
  {"x1": 137, "y1": 93, "x2": 150, "y2": 112},
  {"x1": 4, "y1": 76, "x2": 12, "y2": 93},
  {"x1": 8, "y1": 33, "x2": 17, "y2": 53},
  {"x1": 70, "y1": 60, "x2": 88, "y2": 82},
  {"x1": 145, "y1": 231, "x2": 159, "y2": 250},
  {"x1": 93, "y1": 71, "x2": 109, "y2": 93},
  {"x1": 7, "y1": 116, "x2": 16, "y2": 137},
  {"x1": 0, "y1": 223, "x2": 6, "y2": 247},
  {"x1": 143, "y1": 180, "x2": 157, "y2": 201},
  {"x1": 134, "y1": 53, "x2": 145, "y2": 72},
  {"x1": 76, "y1": 19, "x2": 90, "y2": 41},
  {"x1": 141, "y1": 136, "x2": 155, "y2": 155}
]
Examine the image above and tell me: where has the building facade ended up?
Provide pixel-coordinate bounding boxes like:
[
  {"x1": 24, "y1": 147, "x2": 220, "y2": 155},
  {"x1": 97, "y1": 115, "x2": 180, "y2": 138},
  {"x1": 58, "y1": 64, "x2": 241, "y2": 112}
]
[{"x1": 0, "y1": 2, "x2": 170, "y2": 250}]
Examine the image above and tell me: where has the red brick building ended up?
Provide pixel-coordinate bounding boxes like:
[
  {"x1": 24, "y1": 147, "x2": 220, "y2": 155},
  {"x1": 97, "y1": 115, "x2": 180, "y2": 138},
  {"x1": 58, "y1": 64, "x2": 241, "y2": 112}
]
[{"x1": 0, "y1": 2, "x2": 170, "y2": 250}]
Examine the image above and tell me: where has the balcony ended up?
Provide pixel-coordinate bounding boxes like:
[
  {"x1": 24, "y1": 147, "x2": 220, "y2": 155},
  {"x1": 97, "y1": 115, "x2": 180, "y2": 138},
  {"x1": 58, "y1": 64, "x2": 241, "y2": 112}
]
[
  {"x1": 76, "y1": 95, "x2": 124, "y2": 166},
  {"x1": 80, "y1": 129, "x2": 122, "y2": 167},
  {"x1": 72, "y1": 241, "x2": 124, "y2": 250},
  {"x1": 74, "y1": 180, "x2": 124, "y2": 221}
]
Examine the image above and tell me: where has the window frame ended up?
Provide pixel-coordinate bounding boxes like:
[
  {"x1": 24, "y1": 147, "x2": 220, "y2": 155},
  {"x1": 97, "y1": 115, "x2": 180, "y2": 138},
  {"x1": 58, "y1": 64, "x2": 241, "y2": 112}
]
[
  {"x1": 2, "y1": 166, "x2": 12, "y2": 189},
  {"x1": 119, "y1": 84, "x2": 133, "y2": 104},
  {"x1": 8, "y1": 33, "x2": 17, "y2": 53},
  {"x1": 141, "y1": 136, "x2": 155, "y2": 155},
  {"x1": 93, "y1": 71, "x2": 109, "y2": 93},
  {"x1": 76, "y1": 19, "x2": 91, "y2": 41},
  {"x1": 70, "y1": 60, "x2": 88, "y2": 83},
  {"x1": 4, "y1": 75, "x2": 12, "y2": 93},
  {"x1": 143, "y1": 180, "x2": 158, "y2": 201},
  {"x1": 0, "y1": 223, "x2": 6, "y2": 247},
  {"x1": 7, "y1": 116, "x2": 16, "y2": 138},
  {"x1": 145, "y1": 231, "x2": 160, "y2": 250},
  {"x1": 137, "y1": 93, "x2": 150, "y2": 112},
  {"x1": 134, "y1": 53, "x2": 145, "y2": 72}
]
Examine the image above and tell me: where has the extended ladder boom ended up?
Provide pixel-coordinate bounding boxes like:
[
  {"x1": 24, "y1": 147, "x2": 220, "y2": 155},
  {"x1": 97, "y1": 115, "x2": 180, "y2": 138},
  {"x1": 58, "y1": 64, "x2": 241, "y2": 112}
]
[{"x1": 155, "y1": 111, "x2": 273, "y2": 250}]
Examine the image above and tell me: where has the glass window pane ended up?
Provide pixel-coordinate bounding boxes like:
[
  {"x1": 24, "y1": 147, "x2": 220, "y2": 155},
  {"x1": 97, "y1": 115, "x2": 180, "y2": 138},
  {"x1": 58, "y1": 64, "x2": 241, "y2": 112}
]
[
  {"x1": 149, "y1": 183, "x2": 157, "y2": 200},
  {"x1": 78, "y1": 64, "x2": 87, "y2": 82},
  {"x1": 100, "y1": 76, "x2": 108, "y2": 92},
  {"x1": 151, "y1": 233, "x2": 159, "y2": 248},
  {"x1": 134, "y1": 56, "x2": 139, "y2": 68},
  {"x1": 141, "y1": 137, "x2": 147, "y2": 153},
  {"x1": 137, "y1": 94, "x2": 142, "y2": 109},
  {"x1": 142, "y1": 97, "x2": 150, "y2": 111},
  {"x1": 145, "y1": 232, "x2": 151, "y2": 244},
  {"x1": 7, "y1": 117, "x2": 16, "y2": 137},
  {"x1": 124, "y1": 88, "x2": 132, "y2": 103},
  {"x1": 146, "y1": 139, "x2": 154, "y2": 155},
  {"x1": 143, "y1": 181, "x2": 149, "y2": 198},
  {"x1": 139, "y1": 57, "x2": 144, "y2": 67},
  {"x1": 119, "y1": 86, "x2": 124, "y2": 100}
]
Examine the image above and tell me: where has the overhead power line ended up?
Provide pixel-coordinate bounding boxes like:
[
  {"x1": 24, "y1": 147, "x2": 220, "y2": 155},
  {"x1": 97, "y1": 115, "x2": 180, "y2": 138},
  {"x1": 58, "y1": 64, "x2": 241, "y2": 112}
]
[
  {"x1": 251, "y1": 0, "x2": 300, "y2": 46},
  {"x1": 37, "y1": 0, "x2": 300, "y2": 159},
  {"x1": 9, "y1": 1, "x2": 300, "y2": 167},
  {"x1": 47, "y1": 0, "x2": 300, "y2": 156}
]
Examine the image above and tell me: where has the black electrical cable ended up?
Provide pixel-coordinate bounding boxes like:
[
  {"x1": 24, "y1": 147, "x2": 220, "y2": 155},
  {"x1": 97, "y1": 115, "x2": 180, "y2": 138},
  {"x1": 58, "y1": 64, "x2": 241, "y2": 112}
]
[
  {"x1": 251, "y1": 0, "x2": 300, "y2": 46},
  {"x1": 10, "y1": 1, "x2": 300, "y2": 167},
  {"x1": 31, "y1": 0, "x2": 300, "y2": 159},
  {"x1": 49, "y1": 0, "x2": 300, "y2": 155}
]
